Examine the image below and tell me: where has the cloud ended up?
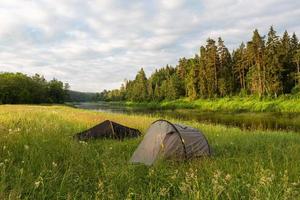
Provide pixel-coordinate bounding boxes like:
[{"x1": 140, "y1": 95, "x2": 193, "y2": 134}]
[{"x1": 0, "y1": 0, "x2": 299, "y2": 92}]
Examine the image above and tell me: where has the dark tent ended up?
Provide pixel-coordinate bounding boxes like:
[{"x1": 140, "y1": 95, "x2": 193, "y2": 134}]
[{"x1": 74, "y1": 120, "x2": 141, "y2": 140}]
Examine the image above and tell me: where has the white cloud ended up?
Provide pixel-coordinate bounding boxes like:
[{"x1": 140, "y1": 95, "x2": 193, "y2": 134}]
[
  {"x1": 0, "y1": 0, "x2": 299, "y2": 92},
  {"x1": 160, "y1": 0, "x2": 184, "y2": 10}
]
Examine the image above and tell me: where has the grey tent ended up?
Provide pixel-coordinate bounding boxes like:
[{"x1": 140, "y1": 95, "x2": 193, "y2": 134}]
[
  {"x1": 74, "y1": 120, "x2": 141, "y2": 140},
  {"x1": 130, "y1": 119, "x2": 211, "y2": 165}
]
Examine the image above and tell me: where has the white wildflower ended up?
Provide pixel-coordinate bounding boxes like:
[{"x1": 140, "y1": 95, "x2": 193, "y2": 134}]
[
  {"x1": 34, "y1": 181, "x2": 41, "y2": 189},
  {"x1": 159, "y1": 187, "x2": 169, "y2": 197},
  {"x1": 291, "y1": 181, "x2": 299, "y2": 186},
  {"x1": 225, "y1": 174, "x2": 232, "y2": 181},
  {"x1": 79, "y1": 141, "x2": 87, "y2": 145},
  {"x1": 34, "y1": 176, "x2": 43, "y2": 189},
  {"x1": 171, "y1": 169, "x2": 178, "y2": 180},
  {"x1": 148, "y1": 169, "x2": 155, "y2": 176},
  {"x1": 24, "y1": 145, "x2": 29, "y2": 150},
  {"x1": 52, "y1": 162, "x2": 57, "y2": 168}
]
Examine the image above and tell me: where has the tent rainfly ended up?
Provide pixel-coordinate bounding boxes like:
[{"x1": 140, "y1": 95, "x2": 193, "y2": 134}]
[
  {"x1": 74, "y1": 120, "x2": 141, "y2": 140},
  {"x1": 130, "y1": 119, "x2": 211, "y2": 165}
]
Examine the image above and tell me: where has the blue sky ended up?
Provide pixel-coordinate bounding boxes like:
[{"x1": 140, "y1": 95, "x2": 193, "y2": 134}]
[{"x1": 0, "y1": 0, "x2": 300, "y2": 92}]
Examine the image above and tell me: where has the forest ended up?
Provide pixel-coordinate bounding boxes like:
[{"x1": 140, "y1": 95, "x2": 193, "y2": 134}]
[
  {"x1": 102, "y1": 27, "x2": 300, "y2": 102},
  {"x1": 0, "y1": 72, "x2": 69, "y2": 104}
]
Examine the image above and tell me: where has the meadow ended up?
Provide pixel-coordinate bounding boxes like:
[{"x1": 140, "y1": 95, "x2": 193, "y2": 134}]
[
  {"x1": 110, "y1": 96, "x2": 300, "y2": 113},
  {"x1": 0, "y1": 105, "x2": 299, "y2": 199}
]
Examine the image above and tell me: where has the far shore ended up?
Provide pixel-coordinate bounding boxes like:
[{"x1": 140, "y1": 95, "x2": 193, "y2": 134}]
[{"x1": 97, "y1": 96, "x2": 300, "y2": 113}]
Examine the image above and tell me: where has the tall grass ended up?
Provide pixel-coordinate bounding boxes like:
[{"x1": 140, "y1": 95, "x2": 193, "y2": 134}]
[
  {"x1": 0, "y1": 105, "x2": 299, "y2": 199},
  {"x1": 111, "y1": 96, "x2": 300, "y2": 112}
]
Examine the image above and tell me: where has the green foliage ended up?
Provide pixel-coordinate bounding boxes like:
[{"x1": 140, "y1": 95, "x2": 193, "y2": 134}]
[
  {"x1": 186, "y1": 58, "x2": 198, "y2": 100},
  {"x1": 0, "y1": 105, "x2": 299, "y2": 199},
  {"x1": 0, "y1": 72, "x2": 68, "y2": 104},
  {"x1": 264, "y1": 26, "x2": 282, "y2": 96},
  {"x1": 233, "y1": 42, "x2": 248, "y2": 91},
  {"x1": 131, "y1": 68, "x2": 148, "y2": 102},
  {"x1": 293, "y1": 49, "x2": 300, "y2": 86},
  {"x1": 67, "y1": 90, "x2": 102, "y2": 102},
  {"x1": 115, "y1": 96, "x2": 300, "y2": 113},
  {"x1": 102, "y1": 27, "x2": 300, "y2": 102},
  {"x1": 291, "y1": 85, "x2": 300, "y2": 96}
]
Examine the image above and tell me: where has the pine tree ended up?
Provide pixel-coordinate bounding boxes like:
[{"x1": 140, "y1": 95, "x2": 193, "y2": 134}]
[
  {"x1": 160, "y1": 80, "x2": 168, "y2": 100},
  {"x1": 154, "y1": 83, "x2": 162, "y2": 101},
  {"x1": 265, "y1": 26, "x2": 282, "y2": 96},
  {"x1": 217, "y1": 37, "x2": 233, "y2": 96},
  {"x1": 177, "y1": 58, "x2": 190, "y2": 97},
  {"x1": 233, "y1": 43, "x2": 248, "y2": 92},
  {"x1": 280, "y1": 30, "x2": 294, "y2": 92},
  {"x1": 205, "y1": 38, "x2": 219, "y2": 97},
  {"x1": 291, "y1": 33, "x2": 299, "y2": 51},
  {"x1": 291, "y1": 33, "x2": 300, "y2": 87},
  {"x1": 198, "y1": 46, "x2": 208, "y2": 97},
  {"x1": 293, "y1": 49, "x2": 300, "y2": 87},
  {"x1": 102, "y1": 27, "x2": 300, "y2": 101},
  {"x1": 147, "y1": 78, "x2": 154, "y2": 101},
  {"x1": 132, "y1": 68, "x2": 148, "y2": 102},
  {"x1": 247, "y1": 29, "x2": 266, "y2": 97},
  {"x1": 186, "y1": 59, "x2": 198, "y2": 100},
  {"x1": 119, "y1": 83, "x2": 126, "y2": 100}
]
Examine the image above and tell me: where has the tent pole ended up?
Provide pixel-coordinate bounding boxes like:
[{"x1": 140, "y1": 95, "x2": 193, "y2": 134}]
[
  {"x1": 109, "y1": 121, "x2": 116, "y2": 139},
  {"x1": 151, "y1": 119, "x2": 188, "y2": 160}
]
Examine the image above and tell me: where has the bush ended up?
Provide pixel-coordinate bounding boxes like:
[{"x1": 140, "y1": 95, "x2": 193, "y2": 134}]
[{"x1": 291, "y1": 85, "x2": 300, "y2": 96}]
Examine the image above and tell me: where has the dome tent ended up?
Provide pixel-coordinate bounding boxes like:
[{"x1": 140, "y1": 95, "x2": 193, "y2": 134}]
[
  {"x1": 130, "y1": 119, "x2": 211, "y2": 165},
  {"x1": 74, "y1": 120, "x2": 141, "y2": 140}
]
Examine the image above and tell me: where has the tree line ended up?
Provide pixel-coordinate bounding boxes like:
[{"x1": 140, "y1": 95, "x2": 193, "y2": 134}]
[
  {"x1": 0, "y1": 72, "x2": 69, "y2": 104},
  {"x1": 102, "y1": 27, "x2": 300, "y2": 101},
  {"x1": 67, "y1": 90, "x2": 102, "y2": 102}
]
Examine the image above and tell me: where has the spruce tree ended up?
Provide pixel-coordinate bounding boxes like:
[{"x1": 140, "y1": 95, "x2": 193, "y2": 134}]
[
  {"x1": 217, "y1": 37, "x2": 233, "y2": 96},
  {"x1": 198, "y1": 46, "x2": 208, "y2": 97},
  {"x1": 147, "y1": 78, "x2": 154, "y2": 101},
  {"x1": 280, "y1": 30, "x2": 294, "y2": 92},
  {"x1": 233, "y1": 43, "x2": 248, "y2": 92},
  {"x1": 291, "y1": 33, "x2": 300, "y2": 87},
  {"x1": 154, "y1": 83, "x2": 161, "y2": 101},
  {"x1": 265, "y1": 26, "x2": 282, "y2": 96},
  {"x1": 186, "y1": 59, "x2": 198, "y2": 100},
  {"x1": 205, "y1": 38, "x2": 219, "y2": 97},
  {"x1": 293, "y1": 49, "x2": 300, "y2": 87},
  {"x1": 247, "y1": 29, "x2": 266, "y2": 97},
  {"x1": 132, "y1": 68, "x2": 148, "y2": 102}
]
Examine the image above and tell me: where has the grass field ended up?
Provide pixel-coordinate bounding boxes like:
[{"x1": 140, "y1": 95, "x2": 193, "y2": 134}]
[
  {"x1": 0, "y1": 105, "x2": 299, "y2": 199},
  {"x1": 110, "y1": 96, "x2": 300, "y2": 113}
]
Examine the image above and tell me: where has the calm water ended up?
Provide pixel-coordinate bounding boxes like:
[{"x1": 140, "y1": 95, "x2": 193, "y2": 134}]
[{"x1": 73, "y1": 102, "x2": 300, "y2": 132}]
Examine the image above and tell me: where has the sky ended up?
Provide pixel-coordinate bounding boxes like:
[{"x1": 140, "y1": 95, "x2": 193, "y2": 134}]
[{"x1": 0, "y1": 0, "x2": 300, "y2": 92}]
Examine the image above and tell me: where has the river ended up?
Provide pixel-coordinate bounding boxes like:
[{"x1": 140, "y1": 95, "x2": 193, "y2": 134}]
[{"x1": 72, "y1": 102, "x2": 300, "y2": 132}]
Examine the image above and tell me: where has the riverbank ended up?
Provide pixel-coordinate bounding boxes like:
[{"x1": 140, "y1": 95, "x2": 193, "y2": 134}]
[
  {"x1": 0, "y1": 105, "x2": 299, "y2": 199},
  {"x1": 72, "y1": 101, "x2": 300, "y2": 132},
  {"x1": 108, "y1": 96, "x2": 300, "y2": 112}
]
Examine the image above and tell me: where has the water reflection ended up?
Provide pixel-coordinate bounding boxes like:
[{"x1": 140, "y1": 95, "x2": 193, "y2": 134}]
[{"x1": 73, "y1": 102, "x2": 300, "y2": 132}]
